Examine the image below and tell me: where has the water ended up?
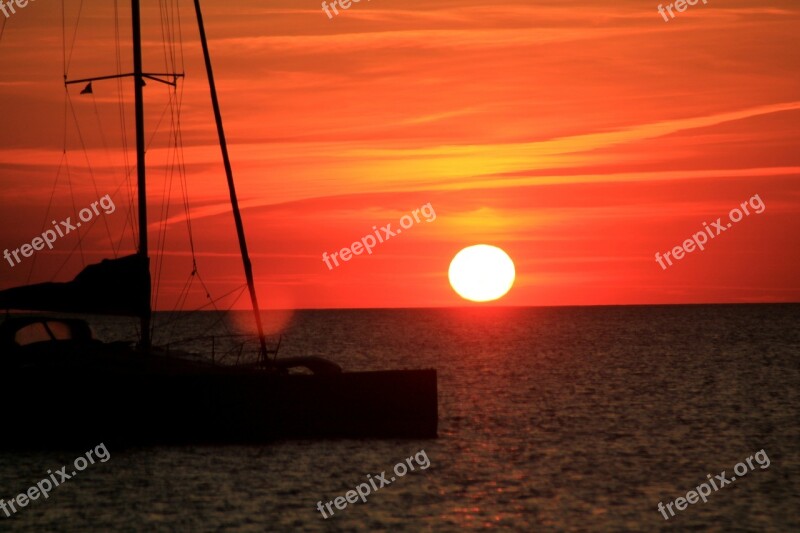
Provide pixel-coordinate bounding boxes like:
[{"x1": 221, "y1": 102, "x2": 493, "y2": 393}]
[{"x1": 1, "y1": 305, "x2": 798, "y2": 531}]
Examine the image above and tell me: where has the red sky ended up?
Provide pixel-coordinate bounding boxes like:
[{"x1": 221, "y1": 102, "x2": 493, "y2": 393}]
[{"x1": 0, "y1": 0, "x2": 798, "y2": 309}]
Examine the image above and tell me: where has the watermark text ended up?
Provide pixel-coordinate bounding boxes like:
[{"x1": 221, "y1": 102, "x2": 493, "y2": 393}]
[
  {"x1": 322, "y1": 202, "x2": 436, "y2": 270},
  {"x1": 316, "y1": 449, "x2": 430, "y2": 519},
  {"x1": 655, "y1": 194, "x2": 765, "y2": 270},
  {"x1": 1, "y1": 443, "x2": 110, "y2": 519},
  {"x1": 657, "y1": 448, "x2": 770, "y2": 520}
]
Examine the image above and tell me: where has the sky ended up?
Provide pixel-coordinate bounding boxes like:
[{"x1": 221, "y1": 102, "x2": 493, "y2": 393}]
[{"x1": 0, "y1": 0, "x2": 798, "y2": 310}]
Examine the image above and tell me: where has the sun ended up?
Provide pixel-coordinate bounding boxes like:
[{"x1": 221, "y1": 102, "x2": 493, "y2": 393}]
[{"x1": 448, "y1": 245, "x2": 515, "y2": 302}]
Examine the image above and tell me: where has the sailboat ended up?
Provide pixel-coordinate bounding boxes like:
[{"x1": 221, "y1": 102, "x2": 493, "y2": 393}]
[{"x1": 0, "y1": 0, "x2": 437, "y2": 446}]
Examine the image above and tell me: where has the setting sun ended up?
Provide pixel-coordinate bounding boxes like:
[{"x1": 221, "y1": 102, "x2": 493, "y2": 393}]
[{"x1": 448, "y1": 245, "x2": 516, "y2": 302}]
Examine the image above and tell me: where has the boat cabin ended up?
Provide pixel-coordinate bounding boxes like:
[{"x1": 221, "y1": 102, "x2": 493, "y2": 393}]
[{"x1": 0, "y1": 316, "x2": 94, "y2": 353}]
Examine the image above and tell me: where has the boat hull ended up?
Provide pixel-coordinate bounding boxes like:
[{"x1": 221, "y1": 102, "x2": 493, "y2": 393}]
[{"x1": 1, "y1": 367, "x2": 438, "y2": 447}]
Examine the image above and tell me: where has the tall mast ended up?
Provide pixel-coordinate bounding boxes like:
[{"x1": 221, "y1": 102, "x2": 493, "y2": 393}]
[
  {"x1": 193, "y1": 0, "x2": 270, "y2": 364},
  {"x1": 64, "y1": 1, "x2": 183, "y2": 348},
  {"x1": 132, "y1": 0, "x2": 151, "y2": 350}
]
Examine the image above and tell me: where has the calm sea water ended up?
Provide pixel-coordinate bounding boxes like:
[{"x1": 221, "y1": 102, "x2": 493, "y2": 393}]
[{"x1": 1, "y1": 305, "x2": 798, "y2": 531}]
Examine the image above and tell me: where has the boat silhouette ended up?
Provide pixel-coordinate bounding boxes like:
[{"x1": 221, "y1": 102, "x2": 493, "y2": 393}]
[{"x1": 0, "y1": 0, "x2": 437, "y2": 447}]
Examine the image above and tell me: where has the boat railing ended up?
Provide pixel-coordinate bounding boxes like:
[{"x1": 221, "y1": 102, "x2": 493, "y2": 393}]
[{"x1": 160, "y1": 333, "x2": 280, "y2": 366}]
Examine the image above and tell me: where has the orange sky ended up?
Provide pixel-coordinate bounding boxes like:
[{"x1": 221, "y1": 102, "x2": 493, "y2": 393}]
[{"x1": 0, "y1": 0, "x2": 798, "y2": 309}]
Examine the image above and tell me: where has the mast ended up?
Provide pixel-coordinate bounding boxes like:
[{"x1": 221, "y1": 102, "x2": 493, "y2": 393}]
[
  {"x1": 63, "y1": 2, "x2": 183, "y2": 349},
  {"x1": 132, "y1": 0, "x2": 152, "y2": 351},
  {"x1": 193, "y1": 0, "x2": 270, "y2": 364}
]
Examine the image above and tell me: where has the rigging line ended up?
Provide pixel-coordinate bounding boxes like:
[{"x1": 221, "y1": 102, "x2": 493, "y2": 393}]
[
  {"x1": 124, "y1": 91, "x2": 178, "y2": 180},
  {"x1": 150, "y1": 150, "x2": 175, "y2": 317},
  {"x1": 151, "y1": 0, "x2": 185, "y2": 320},
  {"x1": 111, "y1": 95, "x2": 175, "y2": 255},
  {"x1": 157, "y1": 0, "x2": 167, "y2": 70},
  {"x1": 163, "y1": 285, "x2": 193, "y2": 341},
  {"x1": 60, "y1": 151, "x2": 86, "y2": 267},
  {"x1": 60, "y1": 0, "x2": 65, "y2": 76},
  {"x1": 195, "y1": 272, "x2": 241, "y2": 337},
  {"x1": 65, "y1": 90, "x2": 116, "y2": 249},
  {"x1": 89, "y1": 92, "x2": 123, "y2": 258},
  {"x1": 174, "y1": 272, "x2": 196, "y2": 314},
  {"x1": 78, "y1": 90, "x2": 175, "y2": 253},
  {"x1": 49, "y1": 197, "x2": 123, "y2": 281},
  {"x1": 113, "y1": 0, "x2": 136, "y2": 252},
  {"x1": 163, "y1": 273, "x2": 246, "y2": 340},
  {"x1": 81, "y1": 2, "x2": 129, "y2": 258},
  {"x1": 164, "y1": 2, "x2": 194, "y2": 289},
  {"x1": 112, "y1": 200, "x2": 134, "y2": 258},
  {"x1": 169, "y1": 0, "x2": 179, "y2": 70},
  {"x1": 175, "y1": 0, "x2": 186, "y2": 73},
  {"x1": 161, "y1": 283, "x2": 248, "y2": 338},
  {"x1": 63, "y1": 62, "x2": 69, "y2": 151},
  {"x1": 156, "y1": 150, "x2": 185, "y2": 317},
  {"x1": 209, "y1": 293, "x2": 267, "y2": 365},
  {"x1": 158, "y1": 0, "x2": 174, "y2": 76},
  {"x1": 157, "y1": 79, "x2": 198, "y2": 318},
  {"x1": 171, "y1": 271, "x2": 196, "y2": 313},
  {"x1": 161, "y1": 281, "x2": 246, "y2": 331},
  {"x1": 175, "y1": 82, "x2": 197, "y2": 262},
  {"x1": 164, "y1": 0, "x2": 178, "y2": 75},
  {"x1": 169, "y1": 84, "x2": 203, "y2": 310},
  {"x1": 165, "y1": 79, "x2": 190, "y2": 242},
  {"x1": 28, "y1": 87, "x2": 72, "y2": 283},
  {"x1": 153, "y1": 70, "x2": 189, "y2": 314},
  {"x1": 171, "y1": 0, "x2": 181, "y2": 74},
  {"x1": 122, "y1": 98, "x2": 175, "y2": 187},
  {"x1": 97, "y1": 177, "x2": 138, "y2": 258},
  {"x1": 0, "y1": 8, "x2": 7, "y2": 45},
  {"x1": 64, "y1": 0, "x2": 85, "y2": 76},
  {"x1": 164, "y1": 271, "x2": 199, "y2": 341},
  {"x1": 200, "y1": 284, "x2": 250, "y2": 344},
  {"x1": 62, "y1": 92, "x2": 86, "y2": 268},
  {"x1": 150, "y1": 88, "x2": 183, "y2": 315},
  {"x1": 25, "y1": 152, "x2": 67, "y2": 284},
  {"x1": 33, "y1": 79, "x2": 74, "y2": 282},
  {"x1": 147, "y1": 98, "x2": 175, "y2": 151},
  {"x1": 81, "y1": 175, "x2": 137, "y2": 259},
  {"x1": 152, "y1": 139, "x2": 181, "y2": 323},
  {"x1": 169, "y1": 0, "x2": 178, "y2": 70}
]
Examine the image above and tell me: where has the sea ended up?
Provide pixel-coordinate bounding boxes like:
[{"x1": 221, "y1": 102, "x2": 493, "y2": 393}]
[{"x1": 1, "y1": 304, "x2": 798, "y2": 532}]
